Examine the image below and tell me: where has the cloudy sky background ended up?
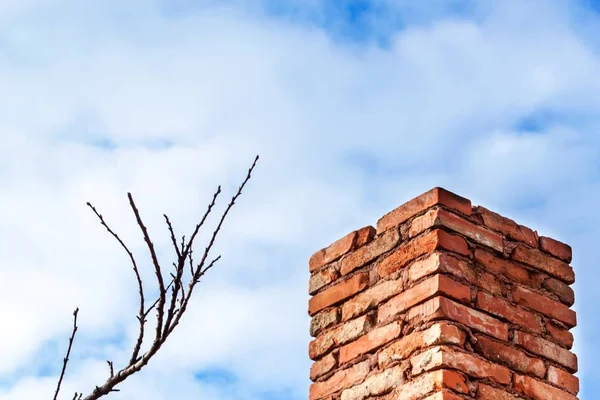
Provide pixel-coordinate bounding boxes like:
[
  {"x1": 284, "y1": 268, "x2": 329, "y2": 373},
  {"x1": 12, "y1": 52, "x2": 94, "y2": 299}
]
[{"x1": 1, "y1": 0, "x2": 599, "y2": 398}]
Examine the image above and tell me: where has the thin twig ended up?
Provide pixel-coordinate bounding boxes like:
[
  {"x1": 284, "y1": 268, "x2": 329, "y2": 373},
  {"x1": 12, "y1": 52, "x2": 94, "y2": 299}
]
[
  {"x1": 164, "y1": 215, "x2": 181, "y2": 259},
  {"x1": 86, "y1": 202, "x2": 147, "y2": 365},
  {"x1": 107, "y1": 361, "x2": 114, "y2": 378},
  {"x1": 127, "y1": 193, "x2": 167, "y2": 342},
  {"x1": 53, "y1": 308, "x2": 79, "y2": 400},
  {"x1": 166, "y1": 155, "x2": 259, "y2": 338},
  {"x1": 195, "y1": 155, "x2": 259, "y2": 281}
]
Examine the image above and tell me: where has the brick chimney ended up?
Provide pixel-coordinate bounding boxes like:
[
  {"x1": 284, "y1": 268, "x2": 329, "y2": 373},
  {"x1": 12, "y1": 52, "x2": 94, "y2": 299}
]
[{"x1": 307, "y1": 187, "x2": 578, "y2": 400}]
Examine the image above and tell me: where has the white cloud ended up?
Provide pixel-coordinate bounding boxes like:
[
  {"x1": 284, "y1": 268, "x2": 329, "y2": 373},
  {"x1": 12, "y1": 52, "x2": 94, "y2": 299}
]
[{"x1": 1, "y1": 0, "x2": 599, "y2": 398}]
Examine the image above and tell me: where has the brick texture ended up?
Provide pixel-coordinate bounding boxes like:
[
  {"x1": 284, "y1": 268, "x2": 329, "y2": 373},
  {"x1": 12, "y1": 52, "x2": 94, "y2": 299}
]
[{"x1": 307, "y1": 187, "x2": 578, "y2": 399}]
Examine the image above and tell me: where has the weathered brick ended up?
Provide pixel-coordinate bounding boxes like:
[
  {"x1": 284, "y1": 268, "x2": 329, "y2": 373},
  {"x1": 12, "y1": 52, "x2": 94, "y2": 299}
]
[
  {"x1": 341, "y1": 228, "x2": 400, "y2": 276},
  {"x1": 378, "y1": 274, "x2": 470, "y2": 324},
  {"x1": 377, "y1": 187, "x2": 472, "y2": 234},
  {"x1": 395, "y1": 370, "x2": 469, "y2": 399},
  {"x1": 409, "y1": 207, "x2": 503, "y2": 252},
  {"x1": 409, "y1": 252, "x2": 504, "y2": 295},
  {"x1": 474, "y1": 248, "x2": 533, "y2": 286},
  {"x1": 309, "y1": 265, "x2": 340, "y2": 295},
  {"x1": 309, "y1": 360, "x2": 370, "y2": 399},
  {"x1": 408, "y1": 252, "x2": 465, "y2": 282},
  {"x1": 475, "y1": 206, "x2": 538, "y2": 247},
  {"x1": 342, "y1": 279, "x2": 403, "y2": 322},
  {"x1": 539, "y1": 236, "x2": 572, "y2": 263},
  {"x1": 378, "y1": 322, "x2": 467, "y2": 368},
  {"x1": 511, "y1": 245, "x2": 575, "y2": 284},
  {"x1": 546, "y1": 320, "x2": 574, "y2": 349},
  {"x1": 309, "y1": 315, "x2": 372, "y2": 360},
  {"x1": 410, "y1": 346, "x2": 511, "y2": 385},
  {"x1": 513, "y1": 374, "x2": 578, "y2": 400},
  {"x1": 378, "y1": 382, "x2": 466, "y2": 400},
  {"x1": 543, "y1": 277, "x2": 575, "y2": 306},
  {"x1": 340, "y1": 365, "x2": 405, "y2": 400},
  {"x1": 310, "y1": 231, "x2": 357, "y2": 273},
  {"x1": 547, "y1": 365, "x2": 579, "y2": 394},
  {"x1": 513, "y1": 331, "x2": 577, "y2": 372},
  {"x1": 476, "y1": 292, "x2": 543, "y2": 333},
  {"x1": 311, "y1": 308, "x2": 340, "y2": 337},
  {"x1": 422, "y1": 391, "x2": 466, "y2": 400},
  {"x1": 310, "y1": 352, "x2": 338, "y2": 381},
  {"x1": 473, "y1": 334, "x2": 546, "y2": 378},
  {"x1": 476, "y1": 383, "x2": 521, "y2": 400},
  {"x1": 378, "y1": 230, "x2": 469, "y2": 278},
  {"x1": 408, "y1": 296, "x2": 509, "y2": 341},
  {"x1": 356, "y1": 225, "x2": 376, "y2": 246},
  {"x1": 309, "y1": 272, "x2": 369, "y2": 316},
  {"x1": 339, "y1": 321, "x2": 402, "y2": 364},
  {"x1": 513, "y1": 286, "x2": 576, "y2": 328},
  {"x1": 476, "y1": 271, "x2": 505, "y2": 296}
]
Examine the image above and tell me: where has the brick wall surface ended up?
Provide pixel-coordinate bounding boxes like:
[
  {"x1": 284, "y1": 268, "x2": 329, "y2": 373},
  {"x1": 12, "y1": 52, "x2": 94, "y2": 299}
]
[{"x1": 307, "y1": 187, "x2": 578, "y2": 400}]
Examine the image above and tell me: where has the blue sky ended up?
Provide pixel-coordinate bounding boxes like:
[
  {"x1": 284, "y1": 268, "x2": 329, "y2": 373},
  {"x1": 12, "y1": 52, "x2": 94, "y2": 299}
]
[{"x1": 0, "y1": 0, "x2": 599, "y2": 399}]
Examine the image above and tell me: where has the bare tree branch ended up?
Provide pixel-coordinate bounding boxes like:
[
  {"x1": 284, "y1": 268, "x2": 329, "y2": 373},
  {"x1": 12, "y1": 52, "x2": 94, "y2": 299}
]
[
  {"x1": 164, "y1": 215, "x2": 181, "y2": 260},
  {"x1": 54, "y1": 308, "x2": 79, "y2": 400},
  {"x1": 86, "y1": 202, "x2": 147, "y2": 366},
  {"x1": 106, "y1": 361, "x2": 114, "y2": 378},
  {"x1": 127, "y1": 193, "x2": 167, "y2": 342},
  {"x1": 54, "y1": 155, "x2": 259, "y2": 400},
  {"x1": 165, "y1": 155, "x2": 258, "y2": 339}
]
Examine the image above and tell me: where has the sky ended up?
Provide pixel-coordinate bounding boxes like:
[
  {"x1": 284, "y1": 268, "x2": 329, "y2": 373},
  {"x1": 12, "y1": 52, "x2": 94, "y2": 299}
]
[{"x1": 0, "y1": 0, "x2": 599, "y2": 399}]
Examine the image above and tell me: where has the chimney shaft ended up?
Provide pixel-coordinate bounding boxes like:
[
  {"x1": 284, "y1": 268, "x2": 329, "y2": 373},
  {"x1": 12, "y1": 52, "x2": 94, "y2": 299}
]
[{"x1": 307, "y1": 187, "x2": 578, "y2": 400}]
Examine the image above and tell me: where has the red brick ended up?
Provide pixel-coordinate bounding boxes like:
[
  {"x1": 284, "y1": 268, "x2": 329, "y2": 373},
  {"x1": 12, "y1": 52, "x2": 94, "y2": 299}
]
[
  {"x1": 341, "y1": 228, "x2": 400, "y2": 276},
  {"x1": 514, "y1": 331, "x2": 578, "y2": 372},
  {"x1": 539, "y1": 236, "x2": 572, "y2": 263},
  {"x1": 378, "y1": 274, "x2": 471, "y2": 324},
  {"x1": 309, "y1": 315, "x2": 372, "y2": 360},
  {"x1": 309, "y1": 360, "x2": 370, "y2": 399},
  {"x1": 310, "y1": 352, "x2": 338, "y2": 381},
  {"x1": 476, "y1": 271, "x2": 505, "y2": 296},
  {"x1": 378, "y1": 322, "x2": 467, "y2": 368},
  {"x1": 342, "y1": 279, "x2": 403, "y2": 321},
  {"x1": 408, "y1": 252, "x2": 464, "y2": 282},
  {"x1": 546, "y1": 320, "x2": 574, "y2": 349},
  {"x1": 378, "y1": 230, "x2": 469, "y2": 278},
  {"x1": 422, "y1": 391, "x2": 465, "y2": 400},
  {"x1": 475, "y1": 206, "x2": 538, "y2": 247},
  {"x1": 377, "y1": 187, "x2": 472, "y2": 234},
  {"x1": 355, "y1": 226, "x2": 376, "y2": 247},
  {"x1": 547, "y1": 365, "x2": 579, "y2": 394},
  {"x1": 513, "y1": 286, "x2": 576, "y2": 328},
  {"x1": 339, "y1": 321, "x2": 402, "y2": 364},
  {"x1": 408, "y1": 296, "x2": 509, "y2": 341},
  {"x1": 395, "y1": 370, "x2": 469, "y2": 399},
  {"x1": 511, "y1": 245, "x2": 575, "y2": 284},
  {"x1": 409, "y1": 208, "x2": 503, "y2": 252},
  {"x1": 543, "y1": 277, "x2": 575, "y2": 306},
  {"x1": 310, "y1": 308, "x2": 340, "y2": 337},
  {"x1": 309, "y1": 272, "x2": 369, "y2": 316},
  {"x1": 410, "y1": 252, "x2": 504, "y2": 295},
  {"x1": 476, "y1": 383, "x2": 521, "y2": 400},
  {"x1": 310, "y1": 230, "x2": 356, "y2": 273},
  {"x1": 476, "y1": 292, "x2": 543, "y2": 333},
  {"x1": 411, "y1": 346, "x2": 511, "y2": 385},
  {"x1": 473, "y1": 334, "x2": 546, "y2": 378},
  {"x1": 474, "y1": 248, "x2": 533, "y2": 286},
  {"x1": 340, "y1": 365, "x2": 405, "y2": 400},
  {"x1": 513, "y1": 374, "x2": 578, "y2": 400},
  {"x1": 309, "y1": 265, "x2": 340, "y2": 295}
]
